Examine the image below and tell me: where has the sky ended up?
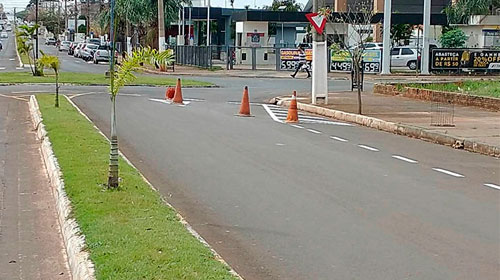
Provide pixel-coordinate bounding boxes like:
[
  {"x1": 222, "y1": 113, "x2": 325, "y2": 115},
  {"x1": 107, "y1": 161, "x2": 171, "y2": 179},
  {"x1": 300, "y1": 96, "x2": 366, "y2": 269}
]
[{"x1": 0, "y1": 0, "x2": 310, "y2": 13}]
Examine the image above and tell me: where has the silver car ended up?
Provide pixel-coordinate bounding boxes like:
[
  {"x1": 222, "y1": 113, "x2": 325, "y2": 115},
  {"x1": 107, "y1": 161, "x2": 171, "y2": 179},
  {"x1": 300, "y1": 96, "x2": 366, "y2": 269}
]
[{"x1": 58, "y1": 41, "x2": 71, "y2": 52}]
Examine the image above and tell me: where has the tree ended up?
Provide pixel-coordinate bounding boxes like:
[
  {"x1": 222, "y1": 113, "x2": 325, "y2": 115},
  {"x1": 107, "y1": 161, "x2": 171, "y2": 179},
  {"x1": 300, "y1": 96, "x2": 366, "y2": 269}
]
[
  {"x1": 323, "y1": 0, "x2": 374, "y2": 114},
  {"x1": 391, "y1": 24, "x2": 412, "y2": 46},
  {"x1": 107, "y1": 47, "x2": 174, "y2": 188},
  {"x1": 39, "y1": 53, "x2": 61, "y2": 107},
  {"x1": 439, "y1": 28, "x2": 468, "y2": 48},
  {"x1": 16, "y1": 24, "x2": 43, "y2": 76},
  {"x1": 264, "y1": 0, "x2": 303, "y2": 11},
  {"x1": 444, "y1": 0, "x2": 492, "y2": 24}
]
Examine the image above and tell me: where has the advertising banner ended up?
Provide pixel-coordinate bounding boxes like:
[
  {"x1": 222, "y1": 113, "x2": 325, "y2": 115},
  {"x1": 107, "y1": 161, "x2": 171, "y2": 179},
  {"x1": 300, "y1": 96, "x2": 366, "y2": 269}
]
[
  {"x1": 280, "y1": 48, "x2": 313, "y2": 71},
  {"x1": 431, "y1": 49, "x2": 500, "y2": 70}
]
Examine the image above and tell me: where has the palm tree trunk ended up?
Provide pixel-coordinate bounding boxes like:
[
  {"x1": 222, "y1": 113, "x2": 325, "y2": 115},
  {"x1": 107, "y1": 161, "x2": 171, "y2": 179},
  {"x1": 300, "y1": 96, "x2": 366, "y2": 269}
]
[
  {"x1": 55, "y1": 70, "x2": 59, "y2": 107},
  {"x1": 108, "y1": 94, "x2": 119, "y2": 188}
]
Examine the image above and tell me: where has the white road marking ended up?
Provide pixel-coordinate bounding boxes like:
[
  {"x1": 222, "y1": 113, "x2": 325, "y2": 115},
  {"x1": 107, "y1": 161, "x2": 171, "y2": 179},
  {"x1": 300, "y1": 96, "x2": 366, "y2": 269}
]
[
  {"x1": 307, "y1": 128, "x2": 322, "y2": 134},
  {"x1": 184, "y1": 97, "x2": 205, "y2": 102},
  {"x1": 0, "y1": 67, "x2": 6, "y2": 70},
  {"x1": 358, "y1": 144, "x2": 379, "y2": 152},
  {"x1": 75, "y1": 60, "x2": 80, "y2": 63},
  {"x1": 149, "y1": 98, "x2": 190, "y2": 106},
  {"x1": 392, "y1": 155, "x2": 418, "y2": 164},
  {"x1": 264, "y1": 104, "x2": 354, "y2": 126},
  {"x1": 120, "y1": 93, "x2": 142, "y2": 97},
  {"x1": 432, "y1": 168, "x2": 465, "y2": 178},
  {"x1": 275, "y1": 143, "x2": 285, "y2": 146},
  {"x1": 290, "y1": 124, "x2": 304, "y2": 129},
  {"x1": 484, "y1": 183, "x2": 500, "y2": 190},
  {"x1": 262, "y1": 104, "x2": 283, "y2": 123},
  {"x1": 9, "y1": 58, "x2": 15, "y2": 61},
  {"x1": 330, "y1": 136, "x2": 348, "y2": 142},
  {"x1": 69, "y1": 92, "x2": 100, "y2": 99},
  {"x1": 0, "y1": 93, "x2": 29, "y2": 101},
  {"x1": 16, "y1": 67, "x2": 24, "y2": 70}
]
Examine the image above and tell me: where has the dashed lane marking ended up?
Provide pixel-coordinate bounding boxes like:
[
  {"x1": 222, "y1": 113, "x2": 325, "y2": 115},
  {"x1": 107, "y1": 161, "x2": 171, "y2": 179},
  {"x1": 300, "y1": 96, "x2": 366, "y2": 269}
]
[
  {"x1": 9, "y1": 58, "x2": 15, "y2": 61},
  {"x1": 330, "y1": 136, "x2": 348, "y2": 142},
  {"x1": 11, "y1": 90, "x2": 47, "y2": 94},
  {"x1": 0, "y1": 67, "x2": 6, "y2": 70},
  {"x1": 263, "y1": 104, "x2": 353, "y2": 126},
  {"x1": 392, "y1": 155, "x2": 418, "y2": 164},
  {"x1": 358, "y1": 144, "x2": 379, "y2": 152},
  {"x1": 149, "y1": 98, "x2": 191, "y2": 106},
  {"x1": 16, "y1": 67, "x2": 24, "y2": 70},
  {"x1": 290, "y1": 124, "x2": 304, "y2": 129},
  {"x1": 432, "y1": 168, "x2": 465, "y2": 178},
  {"x1": 307, "y1": 128, "x2": 322, "y2": 134},
  {"x1": 484, "y1": 183, "x2": 500, "y2": 190}
]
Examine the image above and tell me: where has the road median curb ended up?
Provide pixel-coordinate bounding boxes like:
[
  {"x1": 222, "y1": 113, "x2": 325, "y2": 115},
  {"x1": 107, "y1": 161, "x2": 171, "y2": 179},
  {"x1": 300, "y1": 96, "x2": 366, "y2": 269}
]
[
  {"x1": 28, "y1": 95, "x2": 96, "y2": 280},
  {"x1": 277, "y1": 98, "x2": 500, "y2": 158}
]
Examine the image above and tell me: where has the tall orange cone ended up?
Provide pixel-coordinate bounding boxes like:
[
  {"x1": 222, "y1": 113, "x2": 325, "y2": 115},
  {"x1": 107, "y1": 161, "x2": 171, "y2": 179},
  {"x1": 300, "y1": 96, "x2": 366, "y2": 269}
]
[
  {"x1": 172, "y1": 78, "x2": 184, "y2": 104},
  {"x1": 165, "y1": 87, "x2": 175, "y2": 99},
  {"x1": 286, "y1": 91, "x2": 299, "y2": 123},
  {"x1": 238, "y1": 86, "x2": 251, "y2": 116}
]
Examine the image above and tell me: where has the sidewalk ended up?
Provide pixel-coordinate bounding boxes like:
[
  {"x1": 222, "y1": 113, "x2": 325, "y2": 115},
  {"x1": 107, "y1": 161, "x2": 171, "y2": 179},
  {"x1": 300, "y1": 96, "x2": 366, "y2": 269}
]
[
  {"x1": 292, "y1": 90, "x2": 500, "y2": 150},
  {"x1": 0, "y1": 95, "x2": 70, "y2": 279},
  {"x1": 147, "y1": 65, "x2": 499, "y2": 81}
]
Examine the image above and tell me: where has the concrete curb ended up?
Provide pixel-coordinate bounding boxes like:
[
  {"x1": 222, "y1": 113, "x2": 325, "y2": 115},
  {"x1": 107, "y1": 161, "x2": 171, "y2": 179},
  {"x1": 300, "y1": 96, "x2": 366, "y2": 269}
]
[
  {"x1": 14, "y1": 34, "x2": 23, "y2": 68},
  {"x1": 277, "y1": 98, "x2": 500, "y2": 158},
  {"x1": 28, "y1": 95, "x2": 96, "y2": 280},
  {"x1": 63, "y1": 95, "x2": 243, "y2": 280},
  {"x1": 0, "y1": 82, "x2": 218, "y2": 88}
]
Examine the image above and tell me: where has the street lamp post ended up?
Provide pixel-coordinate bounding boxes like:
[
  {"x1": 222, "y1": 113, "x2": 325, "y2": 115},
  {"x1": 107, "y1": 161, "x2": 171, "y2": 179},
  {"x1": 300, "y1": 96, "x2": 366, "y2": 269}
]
[
  {"x1": 381, "y1": 0, "x2": 392, "y2": 74},
  {"x1": 421, "y1": 0, "x2": 432, "y2": 74},
  {"x1": 158, "y1": 0, "x2": 165, "y2": 51},
  {"x1": 207, "y1": 0, "x2": 211, "y2": 46},
  {"x1": 278, "y1": 6, "x2": 286, "y2": 46},
  {"x1": 35, "y1": 0, "x2": 39, "y2": 60}
]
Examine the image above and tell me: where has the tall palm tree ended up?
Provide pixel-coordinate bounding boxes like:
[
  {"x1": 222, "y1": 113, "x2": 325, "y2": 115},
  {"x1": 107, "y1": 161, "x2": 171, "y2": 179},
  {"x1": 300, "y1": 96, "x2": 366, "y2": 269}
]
[
  {"x1": 39, "y1": 53, "x2": 61, "y2": 107},
  {"x1": 107, "y1": 47, "x2": 174, "y2": 188},
  {"x1": 17, "y1": 24, "x2": 43, "y2": 76}
]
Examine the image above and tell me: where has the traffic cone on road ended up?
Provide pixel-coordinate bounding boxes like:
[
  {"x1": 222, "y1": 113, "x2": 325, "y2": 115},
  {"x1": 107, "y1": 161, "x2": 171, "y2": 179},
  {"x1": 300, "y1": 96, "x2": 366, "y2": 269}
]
[
  {"x1": 172, "y1": 78, "x2": 184, "y2": 104},
  {"x1": 165, "y1": 87, "x2": 175, "y2": 100},
  {"x1": 286, "y1": 91, "x2": 299, "y2": 123},
  {"x1": 238, "y1": 86, "x2": 252, "y2": 116}
]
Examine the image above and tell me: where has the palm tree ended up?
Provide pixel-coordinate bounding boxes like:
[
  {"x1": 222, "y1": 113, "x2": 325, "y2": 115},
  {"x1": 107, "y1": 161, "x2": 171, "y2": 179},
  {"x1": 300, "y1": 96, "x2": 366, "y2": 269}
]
[
  {"x1": 17, "y1": 24, "x2": 43, "y2": 76},
  {"x1": 107, "y1": 47, "x2": 174, "y2": 188},
  {"x1": 39, "y1": 53, "x2": 61, "y2": 107}
]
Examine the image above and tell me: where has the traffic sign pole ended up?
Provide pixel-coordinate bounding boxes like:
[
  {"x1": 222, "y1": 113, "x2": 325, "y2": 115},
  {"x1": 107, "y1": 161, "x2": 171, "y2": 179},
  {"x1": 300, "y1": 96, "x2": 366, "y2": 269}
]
[{"x1": 310, "y1": 0, "x2": 328, "y2": 105}]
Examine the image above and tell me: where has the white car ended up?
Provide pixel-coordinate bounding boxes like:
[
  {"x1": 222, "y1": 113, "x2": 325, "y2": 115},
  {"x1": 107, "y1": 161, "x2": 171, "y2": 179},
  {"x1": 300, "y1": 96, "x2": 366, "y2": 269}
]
[
  {"x1": 0, "y1": 32, "x2": 8, "y2": 38},
  {"x1": 364, "y1": 43, "x2": 383, "y2": 49},
  {"x1": 80, "y1": 44, "x2": 99, "y2": 61},
  {"x1": 390, "y1": 47, "x2": 420, "y2": 70},
  {"x1": 58, "y1": 41, "x2": 71, "y2": 52}
]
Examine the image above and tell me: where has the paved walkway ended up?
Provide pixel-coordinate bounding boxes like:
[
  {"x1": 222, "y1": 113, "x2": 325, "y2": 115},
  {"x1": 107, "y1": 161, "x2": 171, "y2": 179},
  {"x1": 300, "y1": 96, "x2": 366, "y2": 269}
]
[
  {"x1": 0, "y1": 95, "x2": 70, "y2": 279},
  {"x1": 296, "y1": 90, "x2": 500, "y2": 148}
]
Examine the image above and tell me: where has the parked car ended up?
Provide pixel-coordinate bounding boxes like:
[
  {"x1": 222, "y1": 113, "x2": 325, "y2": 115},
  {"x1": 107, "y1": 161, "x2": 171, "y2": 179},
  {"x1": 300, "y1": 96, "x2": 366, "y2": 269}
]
[
  {"x1": 58, "y1": 41, "x2": 71, "y2": 52},
  {"x1": 364, "y1": 43, "x2": 383, "y2": 49},
  {"x1": 93, "y1": 45, "x2": 110, "y2": 64},
  {"x1": 45, "y1": 37, "x2": 57, "y2": 45},
  {"x1": 390, "y1": 47, "x2": 420, "y2": 70},
  {"x1": 74, "y1": 43, "x2": 86, "y2": 58},
  {"x1": 0, "y1": 32, "x2": 8, "y2": 38},
  {"x1": 80, "y1": 44, "x2": 99, "y2": 61},
  {"x1": 87, "y1": 38, "x2": 101, "y2": 45}
]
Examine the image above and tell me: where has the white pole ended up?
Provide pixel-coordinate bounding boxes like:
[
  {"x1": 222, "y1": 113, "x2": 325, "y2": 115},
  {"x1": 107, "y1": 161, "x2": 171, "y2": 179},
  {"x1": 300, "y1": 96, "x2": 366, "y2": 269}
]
[
  {"x1": 421, "y1": 0, "x2": 431, "y2": 74},
  {"x1": 188, "y1": 7, "x2": 192, "y2": 45},
  {"x1": 182, "y1": 4, "x2": 185, "y2": 45},
  {"x1": 207, "y1": 0, "x2": 211, "y2": 46},
  {"x1": 381, "y1": 0, "x2": 392, "y2": 74},
  {"x1": 158, "y1": 0, "x2": 165, "y2": 51},
  {"x1": 312, "y1": 0, "x2": 328, "y2": 105}
]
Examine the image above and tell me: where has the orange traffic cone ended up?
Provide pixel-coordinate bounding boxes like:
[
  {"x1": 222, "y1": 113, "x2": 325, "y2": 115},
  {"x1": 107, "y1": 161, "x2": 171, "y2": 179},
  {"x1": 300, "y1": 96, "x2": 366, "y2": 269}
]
[
  {"x1": 286, "y1": 91, "x2": 299, "y2": 123},
  {"x1": 165, "y1": 87, "x2": 175, "y2": 99},
  {"x1": 238, "y1": 86, "x2": 251, "y2": 116},
  {"x1": 172, "y1": 78, "x2": 184, "y2": 104}
]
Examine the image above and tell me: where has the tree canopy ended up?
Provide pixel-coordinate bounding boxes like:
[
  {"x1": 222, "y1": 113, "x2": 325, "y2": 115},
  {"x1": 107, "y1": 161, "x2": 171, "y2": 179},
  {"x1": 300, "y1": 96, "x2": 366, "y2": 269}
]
[{"x1": 264, "y1": 0, "x2": 303, "y2": 12}]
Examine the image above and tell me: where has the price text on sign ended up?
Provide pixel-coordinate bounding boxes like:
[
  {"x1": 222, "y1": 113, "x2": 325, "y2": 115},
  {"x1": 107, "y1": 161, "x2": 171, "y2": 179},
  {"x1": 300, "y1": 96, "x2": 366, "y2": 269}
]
[
  {"x1": 330, "y1": 49, "x2": 381, "y2": 73},
  {"x1": 431, "y1": 49, "x2": 500, "y2": 70},
  {"x1": 280, "y1": 49, "x2": 313, "y2": 71}
]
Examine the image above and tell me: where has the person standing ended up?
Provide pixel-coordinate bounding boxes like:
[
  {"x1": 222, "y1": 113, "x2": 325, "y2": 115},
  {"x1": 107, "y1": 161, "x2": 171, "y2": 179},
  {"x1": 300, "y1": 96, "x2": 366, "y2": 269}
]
[{"x1": 291, "y1": 46, "x2": 311, "y2": 78}]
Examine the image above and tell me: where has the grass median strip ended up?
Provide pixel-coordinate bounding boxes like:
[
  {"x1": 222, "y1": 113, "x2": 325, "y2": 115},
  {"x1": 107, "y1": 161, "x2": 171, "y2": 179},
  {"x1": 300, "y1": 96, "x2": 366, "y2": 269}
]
[
  {"x1": 0, "y1": 71, "x2": 214, "y2": 87},
  {"x1": 37, "y1": 94, "x2": 235, "y2": 279},
  {"x1": 403, "y1": 80, "x2": 500, "y2": 98}
]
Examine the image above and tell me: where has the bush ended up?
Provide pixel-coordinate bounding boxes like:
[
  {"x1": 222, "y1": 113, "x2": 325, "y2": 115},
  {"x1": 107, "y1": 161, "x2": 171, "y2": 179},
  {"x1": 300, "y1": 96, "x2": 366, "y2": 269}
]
[{"x1": 439, "y1": 28, "x2": 468, "y2": 48}]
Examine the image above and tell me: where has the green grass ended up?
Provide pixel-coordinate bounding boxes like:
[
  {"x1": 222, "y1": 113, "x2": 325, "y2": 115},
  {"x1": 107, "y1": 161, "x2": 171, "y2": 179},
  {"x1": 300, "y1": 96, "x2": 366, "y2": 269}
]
[
  {"x1": 0, "y1": 71, "x2": 213, "y2": 87},
  {"x1": 19, "y1": 52, "x2": 31, "y2": 65},
  {"x1": 37, "y1": 94, "x2": 235, "y2": 279},
  {"x1": 402, "y1": 80, "x2": 500, "y2": 98}
]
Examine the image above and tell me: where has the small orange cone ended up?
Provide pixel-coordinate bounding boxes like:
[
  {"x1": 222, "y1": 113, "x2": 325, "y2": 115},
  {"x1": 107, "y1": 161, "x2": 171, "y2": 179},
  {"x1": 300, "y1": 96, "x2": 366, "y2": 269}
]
[
  {"x1": 172, "y1": 78, "x2": 184, "y2": 104},
  {"x1": 166, "y1": 87, "x2": 175, "y2": 99},
  {"x1": 238, "y1": 86, "x2": 251, "y2": 116},
  {"x1": 286, "y1": 91, "x2": 299, "y2": 123}
]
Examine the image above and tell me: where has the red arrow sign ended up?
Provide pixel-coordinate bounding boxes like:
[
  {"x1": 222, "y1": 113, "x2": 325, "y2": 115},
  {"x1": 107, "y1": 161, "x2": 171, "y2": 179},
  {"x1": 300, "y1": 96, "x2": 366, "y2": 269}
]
[{"x1": 306, "y1": 13, "x2": 327, "y2": 34}]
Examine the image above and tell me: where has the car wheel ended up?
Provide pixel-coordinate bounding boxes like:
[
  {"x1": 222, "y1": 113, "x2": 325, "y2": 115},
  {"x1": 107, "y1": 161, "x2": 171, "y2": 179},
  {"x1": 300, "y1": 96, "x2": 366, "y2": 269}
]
[{"x1": 408, "y1": 61, "x2": 417, "y2": 70}]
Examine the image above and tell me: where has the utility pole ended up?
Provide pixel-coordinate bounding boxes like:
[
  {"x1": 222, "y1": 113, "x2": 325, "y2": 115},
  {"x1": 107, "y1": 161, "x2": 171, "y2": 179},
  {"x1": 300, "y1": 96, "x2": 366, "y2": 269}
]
[
  {"x1": 207, "y1": 0, "x2": 210, "y2": 46},
  {"x1": 87, "y1": 0, "x2": 90, "y2": 37},
  {"x1": 381, "y1": 0, "x2": 392, "y2": 74},
  {"x1": 35, "y1": 0, "x2": 39, "y2": 60},
  {"x1": 421, "y1": 0, "x2": 431, "y2": 74},
  {"x1": 311, "y1": 0, "x2": 327, "y2": 104},
  {"x1": 74, "y1": 0, "x2": 78, "y2": 41},
  {"x1": 65, "y1": 0, "x2": 68, "y2": 40},
  {"x1": 158, "y1": 0, "x2": 165, "y2": 51}
]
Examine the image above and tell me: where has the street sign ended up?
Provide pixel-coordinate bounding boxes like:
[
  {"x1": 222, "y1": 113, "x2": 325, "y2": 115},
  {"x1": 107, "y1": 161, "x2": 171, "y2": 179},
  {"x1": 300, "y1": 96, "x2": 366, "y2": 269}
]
[
  {"x1": 431, "y1": 49, "x2": 500, "y2": 71},
  {"x1": 330, "y1": 49, "x2": 381, "y2": 73},
  {"x1": 306, "y1": 13, "x2": 327, "y2": 34},
  {"x1": 280, "y1": 48, "x2": 313, "y2": 71}
]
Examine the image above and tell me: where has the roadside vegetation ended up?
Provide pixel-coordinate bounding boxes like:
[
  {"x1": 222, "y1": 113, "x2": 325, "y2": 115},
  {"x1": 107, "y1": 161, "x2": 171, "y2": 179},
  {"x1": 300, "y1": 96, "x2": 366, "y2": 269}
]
[
  {"x1": 36, "y1": 94, "x2": 236, "y2": 279},
  {"x1": 403, "y1": 80, "x2": 500, "y2": 98},
  {"x1": 0, "y1": 71, "x2": 213, "y2": 87}
]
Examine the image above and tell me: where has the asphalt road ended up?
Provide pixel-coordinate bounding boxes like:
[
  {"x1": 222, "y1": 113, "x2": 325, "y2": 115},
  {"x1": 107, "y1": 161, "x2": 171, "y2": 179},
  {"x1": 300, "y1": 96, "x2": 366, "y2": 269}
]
[
  {"x1": 2, "y1": 77, "x2": 495, "y2": 279},
  {"x1": 0, "y1": 32, "x2": 22, "y2": 71}
]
